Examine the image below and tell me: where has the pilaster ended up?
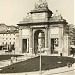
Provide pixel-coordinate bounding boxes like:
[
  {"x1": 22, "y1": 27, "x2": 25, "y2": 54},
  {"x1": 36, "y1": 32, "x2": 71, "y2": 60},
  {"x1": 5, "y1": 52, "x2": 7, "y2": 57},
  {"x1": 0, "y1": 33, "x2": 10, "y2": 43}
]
[
  {"x1": 45, "y1": 27, "x2": 48, "y2": 48},
  {"x1": 63, "y1": 34, "x2": 70, "y2": 56},
  {"x1": 29, "y1": 28, "x2": 33, "y2": 54},
  {"x1": 59, "y1": 27, "x2": 64, "y2": 55},
  {"x1": 19, "y1": 29, "x2": 22, "y2": 53},
  {"x1": 48, "y1": 27, "x2": 51, "y2": 55}
]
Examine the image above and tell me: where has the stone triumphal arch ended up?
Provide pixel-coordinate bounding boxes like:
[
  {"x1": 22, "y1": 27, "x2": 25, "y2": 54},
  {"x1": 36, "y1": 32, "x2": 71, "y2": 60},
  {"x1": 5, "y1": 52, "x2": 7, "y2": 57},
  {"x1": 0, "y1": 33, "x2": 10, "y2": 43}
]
[{"x1": 17, "y1": 0, "x2": 70, "y2": 56}]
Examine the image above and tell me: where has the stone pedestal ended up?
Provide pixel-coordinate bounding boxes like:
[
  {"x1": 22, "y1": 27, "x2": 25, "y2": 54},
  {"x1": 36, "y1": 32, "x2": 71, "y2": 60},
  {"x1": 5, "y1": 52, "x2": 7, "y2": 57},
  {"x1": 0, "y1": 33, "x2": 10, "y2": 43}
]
[{"x1": 29, "y1": 48, "x2": 33, "y2": 54}]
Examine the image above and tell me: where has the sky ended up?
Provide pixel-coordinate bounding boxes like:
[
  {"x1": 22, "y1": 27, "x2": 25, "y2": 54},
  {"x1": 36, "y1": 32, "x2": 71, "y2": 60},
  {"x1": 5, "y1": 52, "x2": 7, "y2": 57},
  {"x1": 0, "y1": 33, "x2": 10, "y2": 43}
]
[{"x1": 0, "y1": 0, "x2": 74, "y2": 26}]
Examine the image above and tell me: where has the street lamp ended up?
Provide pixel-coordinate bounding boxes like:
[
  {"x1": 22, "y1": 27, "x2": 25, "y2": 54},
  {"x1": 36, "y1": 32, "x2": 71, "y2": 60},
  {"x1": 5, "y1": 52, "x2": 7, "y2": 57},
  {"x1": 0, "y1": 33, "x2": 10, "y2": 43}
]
[{"x1": 39, "y1": 44, "x2": 42, "y2": 75}]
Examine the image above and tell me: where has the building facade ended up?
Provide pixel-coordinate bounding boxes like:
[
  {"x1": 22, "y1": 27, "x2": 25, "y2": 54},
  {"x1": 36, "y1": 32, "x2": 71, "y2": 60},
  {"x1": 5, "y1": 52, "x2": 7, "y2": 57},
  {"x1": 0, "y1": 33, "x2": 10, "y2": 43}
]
[
  {"x1": 0, "y1": 23, "x2": 19, "y2": 54},
  {"x1": 17, "y1": 0, "x2": 75, "y2": 56}
]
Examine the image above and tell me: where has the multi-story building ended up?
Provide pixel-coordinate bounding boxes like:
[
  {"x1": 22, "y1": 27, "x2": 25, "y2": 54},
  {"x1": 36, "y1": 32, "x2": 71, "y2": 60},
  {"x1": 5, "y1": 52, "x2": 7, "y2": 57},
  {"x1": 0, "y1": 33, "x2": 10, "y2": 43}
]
[
  {"x1": 0, "y1": 23, "x2": 19, "y2": 54},
  {"x1": 69, "y1": 24, "x2": 75, "y2": 46}
]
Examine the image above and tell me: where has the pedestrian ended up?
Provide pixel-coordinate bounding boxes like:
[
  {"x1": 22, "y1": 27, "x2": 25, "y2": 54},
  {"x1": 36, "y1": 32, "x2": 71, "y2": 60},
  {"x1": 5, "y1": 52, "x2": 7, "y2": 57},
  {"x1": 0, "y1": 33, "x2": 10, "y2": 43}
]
[
  {"x1": 67, "y1": 62, "x2": 70, "y2": 68},
  {"x1": 67, "y1": 62, "x2": 72, "y2": 68},
  {"x1": 60, "y1": 53, "x2": 62, "y2": 56}
]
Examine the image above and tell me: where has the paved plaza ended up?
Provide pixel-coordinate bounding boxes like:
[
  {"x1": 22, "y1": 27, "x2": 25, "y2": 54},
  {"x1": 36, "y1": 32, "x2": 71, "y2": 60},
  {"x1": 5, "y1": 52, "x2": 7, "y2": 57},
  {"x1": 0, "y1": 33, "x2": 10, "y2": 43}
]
[
  {"x1": 0, "y1": 63, "x2": 75, "y2": 75},
  {"x1": 0, "y1": 55, "x2": 75, "y2": 75}
]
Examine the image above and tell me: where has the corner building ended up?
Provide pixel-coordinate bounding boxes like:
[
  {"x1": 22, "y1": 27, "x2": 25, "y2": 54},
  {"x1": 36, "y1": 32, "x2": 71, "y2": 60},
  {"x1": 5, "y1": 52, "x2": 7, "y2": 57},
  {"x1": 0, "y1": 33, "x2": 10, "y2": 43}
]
[{"x1": 17, "y1": 0, "x2": 71, "y2": 56}]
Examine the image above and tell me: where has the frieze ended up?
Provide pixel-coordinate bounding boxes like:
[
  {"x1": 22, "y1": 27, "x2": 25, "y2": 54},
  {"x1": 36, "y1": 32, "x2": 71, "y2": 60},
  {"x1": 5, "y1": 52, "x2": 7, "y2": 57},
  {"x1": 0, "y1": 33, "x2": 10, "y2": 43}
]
[{"x1": 30, "y1": 25, "x2": 48, "y2": 28}]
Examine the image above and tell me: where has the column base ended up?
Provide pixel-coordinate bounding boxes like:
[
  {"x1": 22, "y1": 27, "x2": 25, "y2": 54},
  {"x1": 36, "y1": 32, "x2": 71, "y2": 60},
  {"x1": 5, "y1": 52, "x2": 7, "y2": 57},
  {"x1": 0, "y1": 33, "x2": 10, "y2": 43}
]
[
  {"x1": 42, "y1": 48, "x2": 51, "y2": 56},
  {"x1": 29, "y1": 48, "x2": 33, "y2": 54},
  {"x1": 63, "y1": 53, "x2": 68, "y2": 56},
  {"x1": 47, "y1": 48, "x2": 51, "y2": 55}
]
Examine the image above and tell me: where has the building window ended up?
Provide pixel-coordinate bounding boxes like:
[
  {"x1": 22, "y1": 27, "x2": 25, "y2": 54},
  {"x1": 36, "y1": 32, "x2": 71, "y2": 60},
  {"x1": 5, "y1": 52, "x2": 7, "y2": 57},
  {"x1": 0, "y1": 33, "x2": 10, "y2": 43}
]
[
  {"x1": 10, "y1": 38, "x2": 11, "y2": 40},
  {"x1": 2, "y1": 42, "x2": 4, "y2": 45},
  {"x1": 13, "y1": 42, "x2": 15, "y2": 45},
  {"x1": 6, "y1": 38, "x2": 7, "y2": 40},
  {"x1": 6, "y1": 42, "x2": 7, "y2": 45},
  {"x1": 54, "y1": 38, "x2": 59, "y2": 47},
  {"x1": 13, "y1": 38, "x2": 15, "y2": 40},
  {"x1": 10, "y1": 42, "x2": 11, "y2": 44}
]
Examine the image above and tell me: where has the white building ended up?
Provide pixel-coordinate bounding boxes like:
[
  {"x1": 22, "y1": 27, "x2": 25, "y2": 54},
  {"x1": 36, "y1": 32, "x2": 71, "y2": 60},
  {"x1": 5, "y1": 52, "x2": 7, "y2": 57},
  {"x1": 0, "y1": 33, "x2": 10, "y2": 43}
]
[{"x1": 0, "y1": 23, "x2": 19, "y2": 54}]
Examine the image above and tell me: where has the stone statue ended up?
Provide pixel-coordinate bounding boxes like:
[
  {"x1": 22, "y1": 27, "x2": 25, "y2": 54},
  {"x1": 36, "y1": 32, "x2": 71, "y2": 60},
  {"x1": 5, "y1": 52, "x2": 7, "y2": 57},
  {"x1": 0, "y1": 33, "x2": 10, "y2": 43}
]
[{"x1": 35, "y1": 0, "x2": 48, "y2": 9}]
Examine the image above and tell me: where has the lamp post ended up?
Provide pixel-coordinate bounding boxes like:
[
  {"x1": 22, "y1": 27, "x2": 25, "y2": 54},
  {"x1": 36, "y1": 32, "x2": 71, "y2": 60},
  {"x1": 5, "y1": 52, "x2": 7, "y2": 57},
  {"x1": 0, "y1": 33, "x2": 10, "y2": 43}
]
[{"x1": 39, "y1": 44, "x2": 42, "y2": 75}]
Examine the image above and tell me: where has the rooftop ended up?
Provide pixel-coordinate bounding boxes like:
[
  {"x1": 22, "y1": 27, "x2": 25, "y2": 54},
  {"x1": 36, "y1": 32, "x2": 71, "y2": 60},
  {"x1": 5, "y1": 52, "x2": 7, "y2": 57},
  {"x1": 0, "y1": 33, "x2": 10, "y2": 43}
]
[
  {"x1": 18, "y1": 0, "x2": 67, "y2": 26},
  {"x1": 0, "y1": 23, "x2": 19, "y2": 34}
]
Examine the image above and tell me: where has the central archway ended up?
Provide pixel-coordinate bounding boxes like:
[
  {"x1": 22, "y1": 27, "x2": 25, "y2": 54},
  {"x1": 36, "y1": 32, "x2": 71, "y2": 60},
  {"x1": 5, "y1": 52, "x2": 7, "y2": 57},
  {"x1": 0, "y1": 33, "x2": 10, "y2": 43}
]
[{"x1": 34, "y1": 30, "x2": 45, "y2": 54}]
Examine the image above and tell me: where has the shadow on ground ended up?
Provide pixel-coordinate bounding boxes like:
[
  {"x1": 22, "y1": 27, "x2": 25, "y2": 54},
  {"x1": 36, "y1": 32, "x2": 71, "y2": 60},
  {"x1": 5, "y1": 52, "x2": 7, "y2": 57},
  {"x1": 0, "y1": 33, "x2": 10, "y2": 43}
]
[{"x1": 0, "y1": 56, "x2": 74, "y2": 73}]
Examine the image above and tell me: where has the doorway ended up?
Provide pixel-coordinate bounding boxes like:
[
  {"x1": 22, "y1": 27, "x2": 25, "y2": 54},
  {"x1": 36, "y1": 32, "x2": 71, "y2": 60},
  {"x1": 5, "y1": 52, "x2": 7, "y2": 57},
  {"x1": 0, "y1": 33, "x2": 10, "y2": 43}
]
[
  {"x1": 51, "y1": 38, "x2": 59, "y2": 54},
  {"x1": 51, "y1": 39, "x2": 54, "y2": 54},
  {"x1": 22, "y1": 39, "x2": 27, "y2": 53}
]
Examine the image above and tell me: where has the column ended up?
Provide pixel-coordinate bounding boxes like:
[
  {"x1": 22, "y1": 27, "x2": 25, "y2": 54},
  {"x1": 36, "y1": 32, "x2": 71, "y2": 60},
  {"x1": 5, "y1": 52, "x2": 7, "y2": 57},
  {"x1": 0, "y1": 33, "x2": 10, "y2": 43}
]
[
  {"x1": 19, "y1": 29, "x2": 22, "y2": 53},
  {"x1": 63, "y1": 34, "x2": 70, "y2": 56},
  {"x1": 45, "y1": 27, "x2": 48, "y2": 48},
  {"x1": 59, "y1": 27, "x2": 63, "y2": 55},
  {"x1": 48, "y1": 28, "x2": 51, "y2": 55},
  {"x1": 29, "y1": 28, "x2": 33, "y2": 54},
  {"x1": 27, "y1": 39, "x2": 29, "y2": 52},
  {"x1": 33, "y1": 31, "x2": 34, "y2": 54},
  {"x1": 45, "y1": 27, "x2": 49, "y2": 55}
]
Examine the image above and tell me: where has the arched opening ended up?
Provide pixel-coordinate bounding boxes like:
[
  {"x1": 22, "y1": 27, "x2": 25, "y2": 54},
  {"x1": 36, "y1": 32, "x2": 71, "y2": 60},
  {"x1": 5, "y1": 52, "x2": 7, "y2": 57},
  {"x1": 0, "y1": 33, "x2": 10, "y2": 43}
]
[{"x1": 34, "y1": 30, "x2": 45, "y2": 54}]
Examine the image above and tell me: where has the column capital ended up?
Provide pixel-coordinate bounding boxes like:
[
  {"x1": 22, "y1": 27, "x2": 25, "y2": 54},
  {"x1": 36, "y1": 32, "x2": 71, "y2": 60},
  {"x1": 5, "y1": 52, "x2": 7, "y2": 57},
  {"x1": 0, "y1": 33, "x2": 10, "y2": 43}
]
[
  {"x1": 45, "y1": 27, "x2": 48, "y2": 29},
  {"x1": 30, "y1": 27, "x2": 33, "y2": 31},
  {"x1": 59, "y1": 25, "x2": 63, "y2": 28},
  {"x1": 19, "y1": 27, "x2": 22, "y2": 30}
]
